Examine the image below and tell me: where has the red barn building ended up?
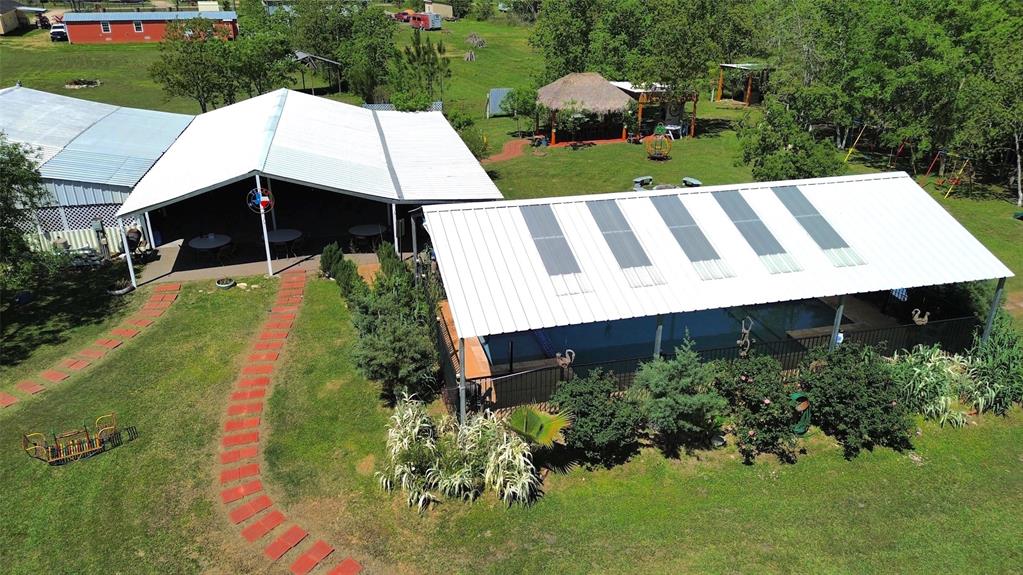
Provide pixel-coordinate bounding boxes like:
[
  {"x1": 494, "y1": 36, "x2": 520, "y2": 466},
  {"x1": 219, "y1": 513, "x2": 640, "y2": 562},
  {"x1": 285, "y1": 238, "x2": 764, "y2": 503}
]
[{"x1": 62, "y1": 11, "x2": 237, "y2": 44}]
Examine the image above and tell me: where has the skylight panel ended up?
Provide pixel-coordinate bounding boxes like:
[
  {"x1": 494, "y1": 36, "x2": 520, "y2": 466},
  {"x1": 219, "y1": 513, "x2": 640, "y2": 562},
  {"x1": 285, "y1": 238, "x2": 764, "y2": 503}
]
[
  {"x1": 650, "y1": 195, "x2": 734, "y2": 280},
  {"x1": 714, "y1": 190, "x2": 801, "y2": 273},
  {"x1": 772, "y1": 186, "x2": 865, "y2": 267},
  {"x1": 519, "y1": 205, "x2": 591, "y2": 296},
  {"x1": 587, "y1": 200, "x2": 663, "y2": 287}
]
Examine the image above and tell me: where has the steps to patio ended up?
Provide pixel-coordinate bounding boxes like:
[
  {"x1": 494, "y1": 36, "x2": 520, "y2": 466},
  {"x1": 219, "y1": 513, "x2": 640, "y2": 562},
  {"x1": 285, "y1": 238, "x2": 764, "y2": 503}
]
[
  {"x1": 216, "y1": 270, "x2": 363, "y2": 575},
  {"x1": 1, "y1": 284, "x2": 181, "y2": 410}
]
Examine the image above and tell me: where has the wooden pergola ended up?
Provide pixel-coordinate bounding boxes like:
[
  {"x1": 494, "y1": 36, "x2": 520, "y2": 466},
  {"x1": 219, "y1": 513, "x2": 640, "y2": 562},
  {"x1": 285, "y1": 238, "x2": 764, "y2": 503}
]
[{"x1": 716, "y1": 63, "x2": 770, "y2": 105}]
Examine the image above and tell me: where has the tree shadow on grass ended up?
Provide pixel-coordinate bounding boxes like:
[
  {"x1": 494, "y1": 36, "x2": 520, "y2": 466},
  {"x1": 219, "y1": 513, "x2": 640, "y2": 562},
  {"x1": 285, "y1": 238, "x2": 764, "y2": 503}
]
[
  {"x1": 0, "y1": 264, "x2": 129, "y2": 369},
  {"x1": 694, "y1": 118, "x2": 735, "y2": 138}
]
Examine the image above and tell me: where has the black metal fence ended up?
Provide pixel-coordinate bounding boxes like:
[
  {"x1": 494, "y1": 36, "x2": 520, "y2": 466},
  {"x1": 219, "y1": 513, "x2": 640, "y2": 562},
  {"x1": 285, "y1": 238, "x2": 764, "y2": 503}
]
[{"x1": 440, "y1": 316, "x2": 979, "y2": 413}]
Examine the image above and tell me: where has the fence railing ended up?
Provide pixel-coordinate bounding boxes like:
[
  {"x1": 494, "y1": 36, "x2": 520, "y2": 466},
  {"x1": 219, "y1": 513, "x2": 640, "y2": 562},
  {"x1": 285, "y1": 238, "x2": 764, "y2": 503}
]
[{"x1": 441, "y1": 316, "x2": 980, "y2": 413}]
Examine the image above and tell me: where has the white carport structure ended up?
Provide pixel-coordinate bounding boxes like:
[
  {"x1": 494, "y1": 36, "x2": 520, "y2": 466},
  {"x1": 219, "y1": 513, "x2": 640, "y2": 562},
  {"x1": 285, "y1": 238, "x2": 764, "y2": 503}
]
[
  {"x1": 423, "y1": 172, "x2": 1013, "y2": 420},
  {"x1": 115, "y1": 89, "x2": 501, "y2": 285}
]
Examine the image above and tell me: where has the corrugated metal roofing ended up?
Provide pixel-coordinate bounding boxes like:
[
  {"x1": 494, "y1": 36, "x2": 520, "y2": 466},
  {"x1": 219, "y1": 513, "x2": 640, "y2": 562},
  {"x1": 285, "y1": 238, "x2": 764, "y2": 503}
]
[
  {"x1": 41, "y1": 107, "x2": 193, "y2": 187},
  {"x1": 62, "y1": 11, "x2": 236, "y2": 23},
  {"x1": 43, "y1": 179, "x2": 132, "y2": 207},
  {"x1": 423, "y1": 172, "x2": 1015, "y2": 339},
  {"x1": 0, "y1": 86, "x2": 116, "y2": 164},
  {"x1": 117, "y1": 89, "x2": 502, "y2": 216}
]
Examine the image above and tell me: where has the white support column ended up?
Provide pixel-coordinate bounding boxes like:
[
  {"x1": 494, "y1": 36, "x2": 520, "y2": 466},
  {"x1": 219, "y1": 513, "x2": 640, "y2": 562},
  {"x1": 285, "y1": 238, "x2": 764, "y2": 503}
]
[
  {"x1": 143, "y1": 212, "x2": 156, "y2": 247},
  {"x1": 981, "y1": 277, "x2": 1006, "y2": 345},
  {"x1": 829, "y1": 295, "x2": 847, "y2": 351},
  {"x1": 411, "y1": 214, "x2": 420, "y2": 285},
  {"x1": 391, "y1": 203, "x2": 399, "y2": 256},
  {"x1": 458, "y1": 337, "x2": 467, "y2": 424},
  {"x1": 118, "y1": 218, "x2": 137, "y2": 289},
  {"x1": 266, "y1": 178, "x2": 278, "y2": 230},
  {"x1": 255, "y1": 174, "x2": 274, "y2": 277},
  {"x1": 653, "y1": 315, "x2": 664, "y2": 358}
]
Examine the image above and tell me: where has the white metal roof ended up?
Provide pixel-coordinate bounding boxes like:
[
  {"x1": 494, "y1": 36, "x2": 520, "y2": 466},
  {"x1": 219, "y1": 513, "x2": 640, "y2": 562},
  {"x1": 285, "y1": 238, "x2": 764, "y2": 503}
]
[
  {"x1": 424, "y1": 172, "x2": 1014, "y2": 339},
  {"x1": 0, "y1": 86, "x2": 117, "y2": 164},
  {"x1": 116, "y1": 89, "x2": 502, "y2": 216}
]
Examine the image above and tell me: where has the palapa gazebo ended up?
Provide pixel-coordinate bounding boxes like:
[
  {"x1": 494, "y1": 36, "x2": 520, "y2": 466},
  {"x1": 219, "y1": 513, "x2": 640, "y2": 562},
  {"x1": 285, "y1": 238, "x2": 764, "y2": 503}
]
[{"x1": 537, "y1": 72, "x2": 633, "y2": 145}]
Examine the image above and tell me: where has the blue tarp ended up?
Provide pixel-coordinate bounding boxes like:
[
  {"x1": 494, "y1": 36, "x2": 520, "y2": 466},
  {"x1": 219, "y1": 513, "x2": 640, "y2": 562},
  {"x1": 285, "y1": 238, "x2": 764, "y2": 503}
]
[{"x1": 487, "y1": 88, "x2": 512, "y2": 118}]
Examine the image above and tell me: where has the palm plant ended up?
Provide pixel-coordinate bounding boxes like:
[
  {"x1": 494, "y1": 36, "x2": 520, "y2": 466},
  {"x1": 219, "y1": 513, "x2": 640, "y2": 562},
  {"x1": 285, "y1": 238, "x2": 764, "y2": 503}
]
[{"x1": 504, "y1": 406, "x2": 571, "y2": 448}]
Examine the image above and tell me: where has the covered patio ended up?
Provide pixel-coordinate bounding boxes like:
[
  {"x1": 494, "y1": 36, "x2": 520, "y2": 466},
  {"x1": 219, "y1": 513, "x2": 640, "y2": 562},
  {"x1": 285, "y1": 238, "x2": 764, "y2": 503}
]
[
  {"x1": 423, "y1": 172, "x2": 1013, "y2": 417},
  {"x1": 537, "y1": 72, "x2": 634, "y2": 145},
  {"x1": 115, "y1": 89, "x2": 501, "y2": 286}
]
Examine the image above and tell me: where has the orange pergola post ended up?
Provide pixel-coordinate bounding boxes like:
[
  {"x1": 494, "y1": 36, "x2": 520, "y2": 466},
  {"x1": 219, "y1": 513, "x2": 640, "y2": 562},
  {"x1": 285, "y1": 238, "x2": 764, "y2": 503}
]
[
  {"x1": 550, "y1": 110, "x2": 557, "y2": 145},
  {"x1": 716, "y1": 68, "x2": 724, "y2": 101}
]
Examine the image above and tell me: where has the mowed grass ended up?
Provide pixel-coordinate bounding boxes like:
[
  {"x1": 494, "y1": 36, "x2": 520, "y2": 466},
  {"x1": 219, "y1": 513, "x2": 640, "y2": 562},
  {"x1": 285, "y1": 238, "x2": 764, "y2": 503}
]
[
  {"x1": 0, "y1": 278, "x2": 274, "y2": 574},
  {"x1": 266, "y1": 281, "x2": 1023, "y2": 574}
]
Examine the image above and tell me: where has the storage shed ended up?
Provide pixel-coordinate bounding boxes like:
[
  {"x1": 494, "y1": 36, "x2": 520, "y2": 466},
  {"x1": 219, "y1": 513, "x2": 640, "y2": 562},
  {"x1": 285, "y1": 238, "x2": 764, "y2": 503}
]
[{"x1": 61, "y1": 11, "x2": 237, "y2": 44}]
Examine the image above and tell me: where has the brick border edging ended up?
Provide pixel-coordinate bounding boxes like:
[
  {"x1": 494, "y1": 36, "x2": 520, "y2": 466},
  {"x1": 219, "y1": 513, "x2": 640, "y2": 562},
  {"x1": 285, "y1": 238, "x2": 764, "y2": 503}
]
[
  {"x1": 216, "y1": 270, "x2": 363, "y2": 575},
  {"x1": 1, "y1": 284, "x2": 182, "y2": 410}
]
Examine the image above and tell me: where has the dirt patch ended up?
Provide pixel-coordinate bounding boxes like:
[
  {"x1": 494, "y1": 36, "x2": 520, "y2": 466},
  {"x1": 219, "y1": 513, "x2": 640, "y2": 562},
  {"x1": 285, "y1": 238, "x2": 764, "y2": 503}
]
[
  {"x1": 356, "y1": 454, "x2": 376, "y2": 476},
  {"x1": 482, "y1": 138, "x2": 529, "y2": 164},
  {"x1": 357, "y1": 263, "x2": 380, "y2": 285}
]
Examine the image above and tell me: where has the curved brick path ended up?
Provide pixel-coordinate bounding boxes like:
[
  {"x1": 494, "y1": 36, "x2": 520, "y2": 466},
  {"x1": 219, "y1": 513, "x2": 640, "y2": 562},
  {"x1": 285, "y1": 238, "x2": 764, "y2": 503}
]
[
  {"x1": 1, "y1": 284, "x2": 182, "y2": 409},
  {"x1": 481, "y1": 138, "x2": 529, "y2": 164},
  {"x1": 216, "y1": 269, "x2": 362, "y2": 575}
]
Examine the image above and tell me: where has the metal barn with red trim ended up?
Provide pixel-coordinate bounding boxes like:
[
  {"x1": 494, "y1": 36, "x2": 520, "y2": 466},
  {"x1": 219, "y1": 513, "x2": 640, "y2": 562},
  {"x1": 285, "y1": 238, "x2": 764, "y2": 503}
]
[{"x1": 61, "y1": 11, "x2": 237, "y2": 44}]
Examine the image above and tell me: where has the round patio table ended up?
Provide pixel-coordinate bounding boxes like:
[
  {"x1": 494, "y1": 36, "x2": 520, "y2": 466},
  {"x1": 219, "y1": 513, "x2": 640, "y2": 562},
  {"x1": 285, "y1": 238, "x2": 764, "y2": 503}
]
[
  {"x1": 267, "y1": 228, "x2": 302, "y2": 244},
  {"x1": 348, "y1": 224, "x2": 386, "y2": 238},
  {"x1": 188, "y1": 234, "x2": 231, "y2": 251}
]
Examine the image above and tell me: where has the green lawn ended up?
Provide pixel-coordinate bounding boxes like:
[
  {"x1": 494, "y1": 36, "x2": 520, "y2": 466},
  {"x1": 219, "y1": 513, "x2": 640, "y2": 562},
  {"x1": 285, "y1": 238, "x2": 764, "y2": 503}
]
[
  {"x1": 0, "y1": 278, "x2": 274, "y2": 574},
  {"x1": 265, "y1": 280, "x2": 1023, "y2": 574}
]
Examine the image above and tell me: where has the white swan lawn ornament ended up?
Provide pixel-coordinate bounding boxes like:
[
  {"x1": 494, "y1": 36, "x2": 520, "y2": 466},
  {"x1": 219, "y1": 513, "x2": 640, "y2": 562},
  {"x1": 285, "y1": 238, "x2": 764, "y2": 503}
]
[
  {"x1": 556, "y1": 349, "x2": 576, "y2": 369},
  {"x1": 737, "y1": 317, "x2": 755, "y2": 358},
  {"x1": 912, "y1": 309, "x2": 930, "y2": 326}
]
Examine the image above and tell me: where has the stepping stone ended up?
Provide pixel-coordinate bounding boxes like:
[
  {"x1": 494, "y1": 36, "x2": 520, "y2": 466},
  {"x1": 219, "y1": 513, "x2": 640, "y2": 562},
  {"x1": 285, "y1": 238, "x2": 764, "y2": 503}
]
[
  {"x1": 0, "y1": 392, "x2": 18, "y2": 408},
  {"x1": 221, "y1": 431, "x2": 260, "y2": 448},
  {"x1": 238, "y1": 377, "x2": 271, "y2": 388},
  {"x1": 155, "y1": 283, "x2": 181, "y2": 292},
  {"x1": 290, "y1": 540, "x2": 335, "y2": 575},
  {"x1": 281, "y1": 270, "x2": 305, "y2": 276},
  {"x1": 254, "y1": 341, "x2": 285, "y2": 351},
  {"x1": 265, "y1": 321, "x2": 293, "y2": 330},
  {"x1": 143, "y1": 301, "x2": 172, "y2": 310},
  {"x1": 242, "y1": 364, "x2": 274, "y2": 375},
  {"x1": 95, "y1": 338, "x2": 123, "y2": 349},
  {"x1": 227, "y1": 402, "x2": 263, "y2": 416},
  {"x1": 265, "y1": 526, "x2": 309, "y2": 561},
  {"x1": 41, "y1": 369, "x2": 70, "y2": 382},
  {"x1": 272, "y1": 306, "x2": 299, "y2": 313},
  {"x1": 229, "y1": 494, "x2": 273, "y2": 524},
  {"x1": 111, "y1": 327, "x2": 141, "y2": 338},
  {"x1": 327, "y1": 558, "x2": 363, "y2": 575},
  {"x1": 269, "y1": 313, "x2": 296, "y2": 321},
  {"x1": 220, "y1": 463, "x2": 261, "y2": 485},
  {"x1": 241, "y1": 510, "x2": 285, "y2": 542},
  {"x1": 248, "y1": 352, "x2": 280, "y2": 362},
  {"x1": 60, "y1": 358, "x2": 92, "y2": 371},
  {"x1": 220, "y1": 445, "x2": 259, "y2": 464},
  {"x1": 220, "y1": 479, "x2": 263, "y2": 504},
  {"x1": 153, "y1": 293, "x2": 178, "y2": 302},
  {"x1": 231, "y1": 389, "x2": 267, "y2": 401},
  {"x1": 137, "y1": 309, "x2": 165, "y2": 319},
  {"x1": 260, "y1": 331, "x2": 289, "y2": 341},
  {"x1": 276, "y1": 297, "x2": 302, "y2": 306},
  {"x1": 77, "y1": 347, "x2": 108, "y2": 359},
  {"x1": 225, "y1": 417, "x2": 261, "y2": 432},
  {"x1": 16, "y1": 381, "x2": 45, "y2": 395},
  {"x1": 128, "y1": 318, "x2": 155, "y2": 328},
  {"x1": 279, "y1": 288, "x2": 304, "y2": 297}
]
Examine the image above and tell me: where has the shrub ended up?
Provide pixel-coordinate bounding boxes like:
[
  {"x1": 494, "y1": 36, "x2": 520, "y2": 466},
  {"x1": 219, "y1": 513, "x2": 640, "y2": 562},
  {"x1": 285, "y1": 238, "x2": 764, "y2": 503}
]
[
  {"x1": 378, "y1": 394, "x2": 538, "y2": 511},
  {"x1": 716, "y1": 355, "x2": 800, "y2": 464},
  {"x1": 550, "y1": 369, "x2": 643, "y2": 467},
  {"x1": 970, "y1": 314, "x2": 1023, "y2": 407},
  {"x1": 800, "y1": 344, "x2": 913, "y2": 459},
  {"x1": 354, "y1": 313, "x2": 438, "y2": 401},
  {"x1": 376, "y1": 241, "x2": 406, "y2": 278},
  {"x1": 331, "y1": 257, "x2": 364, "y2": 300},
  {"x1": 320, "y1": 241, "x2": 341, "y2": 277},
  {"x1": 634, "y1": 339, "x2": 727, "y2": 454},
  {"x1": 471, "y1": 0, "x2": 494, "y2": 21},
  {"x1": 890, "y1": 344, "x2": 970, "y2": 427}
]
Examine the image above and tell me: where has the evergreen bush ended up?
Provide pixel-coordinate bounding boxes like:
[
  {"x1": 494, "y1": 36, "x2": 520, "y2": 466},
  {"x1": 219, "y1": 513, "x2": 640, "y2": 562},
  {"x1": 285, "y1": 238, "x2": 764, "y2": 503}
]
[{"x1": 550, "y1": 369, "x2": 643, "y2": 467}]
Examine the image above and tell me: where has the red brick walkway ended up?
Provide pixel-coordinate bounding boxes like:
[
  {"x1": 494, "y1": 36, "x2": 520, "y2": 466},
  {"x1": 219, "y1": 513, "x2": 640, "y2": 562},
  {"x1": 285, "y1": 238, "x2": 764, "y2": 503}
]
[
  {"x1": 216, "y1": 270, "x2": 362, "y2": 574},
  {"x1": 1, "y1": 284, "x2": 181, "y2": 410},
  {"x1": 481, "y1": 138, "x2": 529, "y2": 164}
]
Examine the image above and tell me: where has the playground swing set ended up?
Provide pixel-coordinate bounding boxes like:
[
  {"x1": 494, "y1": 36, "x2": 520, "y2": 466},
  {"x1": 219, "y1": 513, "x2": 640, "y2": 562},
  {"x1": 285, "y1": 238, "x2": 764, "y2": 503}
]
[
  {"x1": 22, "y1": 413, "x2": 138, "y2": 465},
  {"x1": 925, "y1": 150, "x2": 975, "y2": 198}
]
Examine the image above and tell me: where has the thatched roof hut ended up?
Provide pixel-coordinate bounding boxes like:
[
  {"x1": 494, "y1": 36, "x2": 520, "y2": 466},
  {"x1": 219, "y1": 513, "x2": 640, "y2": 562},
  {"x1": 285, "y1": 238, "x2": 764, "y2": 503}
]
[{"x1": 537, "y1": 72, "x2": 633, "y2": 114}]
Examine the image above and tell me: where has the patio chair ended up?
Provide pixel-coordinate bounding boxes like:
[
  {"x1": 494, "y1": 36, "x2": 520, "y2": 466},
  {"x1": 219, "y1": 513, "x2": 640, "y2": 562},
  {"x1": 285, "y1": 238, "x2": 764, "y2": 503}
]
[{"x1": 288, "y1": 237, "x2": 306, "y2": 258}]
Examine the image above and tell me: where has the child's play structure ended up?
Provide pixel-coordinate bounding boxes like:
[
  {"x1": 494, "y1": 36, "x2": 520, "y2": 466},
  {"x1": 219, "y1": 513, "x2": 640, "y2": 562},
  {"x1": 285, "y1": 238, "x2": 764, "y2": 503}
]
[
  {"x1": 23, "y1": 413, "x2": 138, "y2": 465},
  {"x1": 925, "y1": 151, "x2": 974, "y2": 198},
  {"x1": 716, "y1": 63, "x2": 770, "y2": 105}
]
